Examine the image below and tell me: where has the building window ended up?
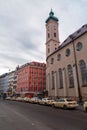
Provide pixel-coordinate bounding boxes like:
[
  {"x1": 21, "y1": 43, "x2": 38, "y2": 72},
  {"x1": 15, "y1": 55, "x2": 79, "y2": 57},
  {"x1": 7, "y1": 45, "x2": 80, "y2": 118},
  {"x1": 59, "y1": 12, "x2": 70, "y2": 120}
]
[
  {"x1": 67, "y1": 65, "x2": 74, "y2": 88},
  {"x1": 54, "y1": 26, "x2": 56, "y2": 30},
  {"x1": 65, "y1": 48, "x2": 71, "y2": 57},
  {"x1": 51, "y1": 58, "x2": 54, "y2": 64},
  {"x1": 59, "y1": 68, "x2": 63, "y2": 88},
  {"x1": 76, "y1": 42, "x2": 83, "y2": 51},
  {"x1": 79, "y1": 60, "x2": 87, "y2": 86},
  {"x1": 52, "y1": 71, "x2": 55, "y2": 89},
  {"x1": 48, "y1": 48, "x2": 50, "y2": 53},
  {"x1": 48, "y1": 33, "x2": 50, "y2": 38},
  {"x1": 54, "y1": 33, "x2": 56, "y2": 37},
  {"x1": 57, "y1": 54, "x2": 61, "y2": 61},
  {"x1": 47, "y1": 61, "x2": 49, "y2": 67}
]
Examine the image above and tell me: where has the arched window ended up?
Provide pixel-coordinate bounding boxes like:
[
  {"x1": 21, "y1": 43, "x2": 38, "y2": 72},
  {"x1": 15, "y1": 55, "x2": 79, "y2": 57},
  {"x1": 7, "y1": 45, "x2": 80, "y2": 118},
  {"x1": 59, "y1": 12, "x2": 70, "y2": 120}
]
[
  {"x1": 67, "y1": 65, "x2": 74, "y2": 88},
  {"x1": 48, "y1": 48, "x2": 50, "y2": 53},
  {"x1": 79, "y1": 60, "x2": 87, "y2": 86},
  {"x1": 76, "y1": 42, "x2": 83, "y2": 51},
  {"x1": 65, "y1": 48, "x2": 71, "y2": 57},
  {"x1": 59, "y1": 68, "x2": 63, "y2": 88},
  {"x1": 54, "y1": 33, "x2": 56, "y2": 37},
  {"x1": 57, "y1": 54, "x2": 61, "y2": 61},
  {"x1": 51, "y1": 58, "x2": 54, "y2": 64},
  {"x1": 48, "y1": 33, "x2": 50, "y2": 38}
]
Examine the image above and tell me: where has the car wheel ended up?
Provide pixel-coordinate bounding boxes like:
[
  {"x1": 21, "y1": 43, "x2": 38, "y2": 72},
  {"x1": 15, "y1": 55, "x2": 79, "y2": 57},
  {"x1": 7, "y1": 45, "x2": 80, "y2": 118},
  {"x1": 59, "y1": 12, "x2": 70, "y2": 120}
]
[
  {"x1": 85, "y1": 107, "x2": 87, "y2": 112},
  {"x1": 52, "y1": 104, "x2": 55, "y2": 108},
  {"x1": 44, "y1": 102, "x2": 47, "y2": 105},
  {"x1": 63, "y1": 105, "x2": 67, "y2": 110}
]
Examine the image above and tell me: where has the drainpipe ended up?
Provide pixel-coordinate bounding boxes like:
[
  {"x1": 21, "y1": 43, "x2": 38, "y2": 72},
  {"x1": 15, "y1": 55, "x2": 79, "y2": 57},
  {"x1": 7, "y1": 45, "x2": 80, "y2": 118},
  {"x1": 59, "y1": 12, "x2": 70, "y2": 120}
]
[{"x1": 71, "y1": 37, "x2": 82, "y2": 102}]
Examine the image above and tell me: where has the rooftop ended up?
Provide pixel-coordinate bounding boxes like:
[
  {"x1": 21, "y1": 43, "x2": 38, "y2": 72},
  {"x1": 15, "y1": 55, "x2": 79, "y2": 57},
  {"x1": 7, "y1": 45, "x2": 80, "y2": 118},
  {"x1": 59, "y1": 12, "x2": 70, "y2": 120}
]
[{"x1": 60, "y1": 24, "x2": 87, "y2": 48}]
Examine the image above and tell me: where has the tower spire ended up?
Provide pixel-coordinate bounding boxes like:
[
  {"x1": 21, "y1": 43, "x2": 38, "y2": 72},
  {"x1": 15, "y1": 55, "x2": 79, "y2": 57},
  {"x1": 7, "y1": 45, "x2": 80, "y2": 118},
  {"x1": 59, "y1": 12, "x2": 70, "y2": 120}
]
[
  {"x1": 49, "y1": 8, "x2": 54, "y2": 16},
  {"x1": 45, "y1": 9, "x2": 58, "y2": 23}
]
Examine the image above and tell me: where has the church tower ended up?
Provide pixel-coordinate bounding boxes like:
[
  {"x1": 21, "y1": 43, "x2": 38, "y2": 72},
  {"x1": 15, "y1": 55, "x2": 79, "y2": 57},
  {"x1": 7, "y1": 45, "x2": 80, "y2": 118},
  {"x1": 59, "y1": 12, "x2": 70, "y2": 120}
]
[{"x1": 45, "y1": 9, "x2": 60, "y2": 58}]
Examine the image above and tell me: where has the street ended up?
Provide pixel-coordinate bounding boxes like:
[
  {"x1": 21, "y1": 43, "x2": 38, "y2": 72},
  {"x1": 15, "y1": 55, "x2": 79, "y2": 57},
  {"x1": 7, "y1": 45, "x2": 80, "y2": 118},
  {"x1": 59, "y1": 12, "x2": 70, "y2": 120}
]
[{"x1": 0, "y1": 100, "x2": 87, "y2": 130}]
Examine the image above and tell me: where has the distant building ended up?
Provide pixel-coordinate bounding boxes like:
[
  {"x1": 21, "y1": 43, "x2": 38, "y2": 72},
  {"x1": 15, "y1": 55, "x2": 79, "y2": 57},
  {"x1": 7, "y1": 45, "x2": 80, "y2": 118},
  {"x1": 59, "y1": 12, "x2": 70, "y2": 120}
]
[
  {"x1": 16, "y1": 61, "x2": 46, "y2": 97},
  {"x1": 45, "y1": 10, "x2": 87, "y2": 101},
  {"x1": 0, "y1": 73, "x2": 9, "y2": 94},
  {"x1": 13, "y1": 67, "x2": 18, "y2": 94},
  {"x1": 8, "y1": 68, "x2": 18, "y2": 95}
]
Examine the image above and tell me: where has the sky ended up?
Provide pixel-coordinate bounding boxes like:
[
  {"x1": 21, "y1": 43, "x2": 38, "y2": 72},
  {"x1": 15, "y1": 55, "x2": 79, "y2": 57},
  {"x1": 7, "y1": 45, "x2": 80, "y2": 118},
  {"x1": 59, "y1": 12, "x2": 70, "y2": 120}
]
[{"x1": 0, "y1": 0, "x2": 87, "y2": 75}]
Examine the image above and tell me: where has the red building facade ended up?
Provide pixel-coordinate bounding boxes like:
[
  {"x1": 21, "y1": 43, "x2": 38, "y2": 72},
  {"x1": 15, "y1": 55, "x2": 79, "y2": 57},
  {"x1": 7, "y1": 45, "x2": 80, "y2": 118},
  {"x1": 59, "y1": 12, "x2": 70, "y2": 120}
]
[{"x1": 16, "y1": 61, "x2": 46, "y2": 96}]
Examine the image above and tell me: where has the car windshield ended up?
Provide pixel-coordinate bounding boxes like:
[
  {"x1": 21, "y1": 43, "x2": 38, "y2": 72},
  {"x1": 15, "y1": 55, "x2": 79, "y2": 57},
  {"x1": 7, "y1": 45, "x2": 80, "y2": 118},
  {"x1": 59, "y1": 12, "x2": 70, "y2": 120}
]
[
  {"x1": 66, "y1": 99, "x2": 73, "y2": 102},
  {"x1": 47, "y1": 98, "x2": 51, "y2": 100},
  {"x1": 56, "y1": 99, "x2": 65, "y2": 102}
]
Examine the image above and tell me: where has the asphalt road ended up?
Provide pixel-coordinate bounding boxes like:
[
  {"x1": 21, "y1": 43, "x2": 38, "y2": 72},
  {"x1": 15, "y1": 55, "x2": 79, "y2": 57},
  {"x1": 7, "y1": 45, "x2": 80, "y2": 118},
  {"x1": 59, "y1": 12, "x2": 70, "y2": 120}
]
[{"x1": 0, "y1": 100, "x2": 87, "y2": 130}]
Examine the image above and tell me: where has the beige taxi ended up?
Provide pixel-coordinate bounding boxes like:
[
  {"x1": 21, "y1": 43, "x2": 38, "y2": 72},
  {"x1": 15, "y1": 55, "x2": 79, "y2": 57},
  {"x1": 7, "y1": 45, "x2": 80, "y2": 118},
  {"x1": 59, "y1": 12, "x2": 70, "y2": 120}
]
[
  {"x1": 52, "y1": 98, "x2": 78, "y2": 109},
  {"x1": 38, "y1": 97, "x2": 54, "y2": 105}
]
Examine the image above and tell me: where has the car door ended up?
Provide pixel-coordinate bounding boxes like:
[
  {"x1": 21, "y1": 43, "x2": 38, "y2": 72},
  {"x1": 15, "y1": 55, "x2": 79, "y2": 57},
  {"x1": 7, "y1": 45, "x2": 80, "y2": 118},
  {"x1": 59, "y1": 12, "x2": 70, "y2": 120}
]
[
  {"x1": 58, "y1": 99, "x2": 65, "y2": 108},
  {"x1": 55, "y1": 99, "x2": 61, "y2": 107}
]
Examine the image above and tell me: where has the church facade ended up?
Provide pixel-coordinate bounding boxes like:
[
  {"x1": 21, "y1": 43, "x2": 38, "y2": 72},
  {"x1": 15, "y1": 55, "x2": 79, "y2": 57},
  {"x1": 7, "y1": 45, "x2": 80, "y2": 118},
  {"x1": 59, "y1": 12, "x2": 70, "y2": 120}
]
[{"x1": 45, "y1": 10, "x2": 87, "y2": 101}]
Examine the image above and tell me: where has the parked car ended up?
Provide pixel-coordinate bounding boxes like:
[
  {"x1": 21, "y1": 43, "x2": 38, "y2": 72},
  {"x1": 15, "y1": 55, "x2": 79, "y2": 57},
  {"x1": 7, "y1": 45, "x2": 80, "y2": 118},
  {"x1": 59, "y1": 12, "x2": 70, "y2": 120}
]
[
  {"x1": 23, "y1": 97, "x2": 31, "y2": 103},
  {"x1": 83, "y1": 101, "x2": 87, "y2": 112},
  {"x1": 30, "y1": 97, "x2": 42, "y2": 104},
  {"x1": 10, "y1": 96, "x2": 17, "y2": 101},
  {"x1": 6, "y1": 96, "x2": 11, "y2": 100},
  {"x1": 39, "y1": 97, "x2": 54, "y2": 105},
  {"x1": 16, "y1": 97, "x2": 24, "y2": 102},
  {"x1": 52, "y1": 98, "x2": 78, "y2": 109}
]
